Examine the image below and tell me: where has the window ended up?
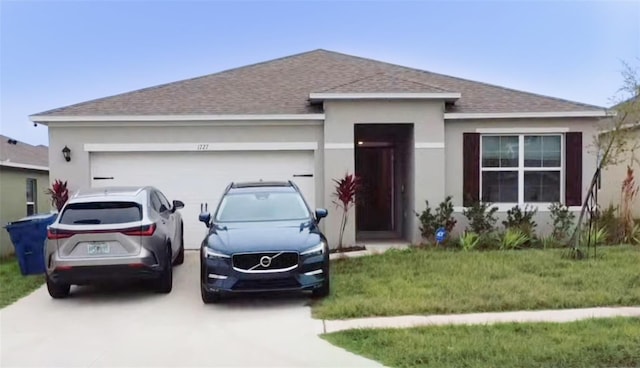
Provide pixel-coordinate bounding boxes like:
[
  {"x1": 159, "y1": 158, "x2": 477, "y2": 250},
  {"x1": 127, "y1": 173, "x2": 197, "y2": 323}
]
[
  {"x1": 155, "y1": 191, "x2": 171, "y2": 212},
  {"x1": 59, "y1": 202, "x2": 142, "y2": 225},
  {"x1": 481, "y1": 134, "x2": 562, "y2": 204},
  {"x1": 216, "y1": 192, "x2": 310, "y2": 222},
  {"x1": 26, "y1": 178, "x2": 37, "y2": 216}
]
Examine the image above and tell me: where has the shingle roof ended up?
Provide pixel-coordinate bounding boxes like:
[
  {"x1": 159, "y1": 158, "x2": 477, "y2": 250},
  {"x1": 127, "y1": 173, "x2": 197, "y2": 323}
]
[
  {"x1": 33, "y1": 49, "x2": 603, "y2": 117},
  {"x1": 317, "y1": 72, "x2": 454, "y2": 94},
  {"x1": 0, "y1": 135, "x2": 49, "y2": 167}
]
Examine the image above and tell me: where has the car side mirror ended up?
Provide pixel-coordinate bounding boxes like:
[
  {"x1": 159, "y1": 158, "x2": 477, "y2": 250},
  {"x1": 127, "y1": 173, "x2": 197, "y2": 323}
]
[
  {"x1": 199, "y1": 212, "x2": 211, "y2": 227},
  {"x1": 315, "y1": 208, "x2": 328, "y2": 222},
  {"x1": 199, "y1": 203, "x2": 211, "y2": 228},
  {"x1": 172, "y1": 200, "x2": 185, "y2": 212}
]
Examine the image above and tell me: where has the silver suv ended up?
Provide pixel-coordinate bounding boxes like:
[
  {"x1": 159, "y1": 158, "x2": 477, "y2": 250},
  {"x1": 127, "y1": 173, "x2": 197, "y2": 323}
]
[{"x1": 45, "y1": 186, "x2": 185, "y2": 298}]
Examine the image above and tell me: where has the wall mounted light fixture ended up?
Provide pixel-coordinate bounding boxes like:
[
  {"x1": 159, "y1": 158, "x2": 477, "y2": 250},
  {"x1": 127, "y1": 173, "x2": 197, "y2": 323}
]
[{"x1": 62, "y1": 145, "x2": 71, "y2": 162}]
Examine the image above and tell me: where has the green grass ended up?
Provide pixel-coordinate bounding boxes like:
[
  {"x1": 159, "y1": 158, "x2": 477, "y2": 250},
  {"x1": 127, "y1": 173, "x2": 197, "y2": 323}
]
[
  {"x1": 322, "y1": 317, "x2": 640, "y2": 368},
  {"x1": 0, "y1": 256, "x2": 44, "y2": 308},
  {"x1": 313, "y1": 245, "x2": 640, "y2": 319}
]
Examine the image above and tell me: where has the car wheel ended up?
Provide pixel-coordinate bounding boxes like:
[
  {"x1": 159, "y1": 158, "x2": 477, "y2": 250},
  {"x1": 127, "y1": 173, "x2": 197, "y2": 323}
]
[
  {"x1": 155, "y1": 246, "x2": 173, "y2": 293},
  {"x1": 312, "y1": 269, "x2": 330, "y2": 298},
  {"x1": 46, "y1": 274, "x2": 70, "y2": 299},
  {"x1": 174, "y1": 223, "x2": 185, "y2": 266}
]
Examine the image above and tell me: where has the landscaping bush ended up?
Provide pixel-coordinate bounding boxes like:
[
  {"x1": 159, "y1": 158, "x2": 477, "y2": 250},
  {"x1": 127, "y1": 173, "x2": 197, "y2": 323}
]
[
  {"x1": 462, "y1": 201, "x2": 498, "y2": 235},
  {"x1": 502, "y1": 205, "x2": 537, "y2": 233},
  {"x1": 416, "y1": 196, "x2": 456, "y2": 244},
  {"x1": 458, "y1": 231, "x2": 481, "y2": 252},
  {"x1": 500, "y1": 228, "x2": 530, "y2": 250},
  {"x1": 548, "y1": 202, "x2": 575, "y2": 243}
]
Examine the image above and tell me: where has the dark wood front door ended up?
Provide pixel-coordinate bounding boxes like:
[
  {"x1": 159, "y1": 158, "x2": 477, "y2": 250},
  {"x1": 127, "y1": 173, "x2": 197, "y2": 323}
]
[{"x1": 355, "y1": 146, "x2": 394, "y2": 232}]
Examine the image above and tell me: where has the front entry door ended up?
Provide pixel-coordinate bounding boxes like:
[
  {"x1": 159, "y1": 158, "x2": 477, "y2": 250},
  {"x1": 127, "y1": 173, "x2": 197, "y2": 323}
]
[{"x1": 355, "y1": 146, "x2": 394, "y2": 232}]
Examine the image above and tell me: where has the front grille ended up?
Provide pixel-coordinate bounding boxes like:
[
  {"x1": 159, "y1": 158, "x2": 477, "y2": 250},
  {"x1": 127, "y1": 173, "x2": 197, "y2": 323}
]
[
  {"x1": 232, "y1": 252, "x2": 299, "y2": 271},
  {"x1": 233, "y1": 278, "x2": 300, "y2": 290}
]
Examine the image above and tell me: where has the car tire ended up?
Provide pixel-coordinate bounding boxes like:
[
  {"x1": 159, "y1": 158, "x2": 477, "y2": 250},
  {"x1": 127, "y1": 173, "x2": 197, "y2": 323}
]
[
  {"x1": 46, "y1": 274, "x2": 70, "y2": 299},
  {"x1": 312, "y1": 269, "x2": 330, "y2": 298},
  {"x1": 155, "y1": 246, "x2": 173, "y2": 294},
  {"x1": 201, "y1": 286, "x2": 222, "y2": 304},
  {"x1": 174, "y1": 223, "x2": 185, "y2": 266}
]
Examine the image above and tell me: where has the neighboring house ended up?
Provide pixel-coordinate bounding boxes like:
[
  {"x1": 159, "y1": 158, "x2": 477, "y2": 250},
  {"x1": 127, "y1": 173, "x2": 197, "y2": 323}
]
[
  {"x1": 30, "y1": 49, "x2": 611, "y2": 249},
  {"x1": 0, "y1": 135, "x2": 49, "y2": 256},
  {"x1": 599, "y1": 96, "x2": 640, "y2": 217}
]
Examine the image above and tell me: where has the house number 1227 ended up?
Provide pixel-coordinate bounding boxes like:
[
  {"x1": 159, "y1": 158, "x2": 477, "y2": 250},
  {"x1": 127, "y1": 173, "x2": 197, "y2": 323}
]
[{"x1": 196, "y1": 144, "x2": 209, "y2": 150}]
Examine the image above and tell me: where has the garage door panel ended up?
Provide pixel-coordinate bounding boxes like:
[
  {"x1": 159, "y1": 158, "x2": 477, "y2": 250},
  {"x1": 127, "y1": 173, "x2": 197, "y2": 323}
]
[{"x1": 90, "y1": 151, "x2": 315, "y2": 249}]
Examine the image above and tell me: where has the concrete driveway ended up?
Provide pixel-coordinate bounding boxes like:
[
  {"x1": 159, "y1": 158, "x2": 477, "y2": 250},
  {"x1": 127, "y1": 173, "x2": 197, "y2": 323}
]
[{"x1": 1, "y1": 252, "x2": 382, "y2": 367}]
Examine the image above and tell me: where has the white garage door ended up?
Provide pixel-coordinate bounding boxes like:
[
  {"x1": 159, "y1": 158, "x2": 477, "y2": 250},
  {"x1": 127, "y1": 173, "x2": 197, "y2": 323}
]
[{"x1": 90, "y1": 151, "x2": 315, "y2": 249}]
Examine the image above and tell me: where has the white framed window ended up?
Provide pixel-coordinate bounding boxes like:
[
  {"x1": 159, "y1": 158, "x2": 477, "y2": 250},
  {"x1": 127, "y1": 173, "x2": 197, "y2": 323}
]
[
  {"x1": 26, "y1": 178, "x2": 37, "y2": 216},
  {"x1": 480, "y1": 134, "x2": 563, "y2": 206}
]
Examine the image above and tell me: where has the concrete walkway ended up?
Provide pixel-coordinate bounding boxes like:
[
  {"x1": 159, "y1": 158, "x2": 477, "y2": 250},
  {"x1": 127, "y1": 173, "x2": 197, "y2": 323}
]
[{"x1": 322, "y1": 306, "x2": 640, "y2": 333}]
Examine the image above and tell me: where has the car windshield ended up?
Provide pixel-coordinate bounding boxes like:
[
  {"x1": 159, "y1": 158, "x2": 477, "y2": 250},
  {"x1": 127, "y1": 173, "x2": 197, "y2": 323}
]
[
  {"x1": 215, "y1": 191, "x2": 309, "y2": 222},
  {"x1": 59, "y1": 202, "x2": 142, "y2": 225}
]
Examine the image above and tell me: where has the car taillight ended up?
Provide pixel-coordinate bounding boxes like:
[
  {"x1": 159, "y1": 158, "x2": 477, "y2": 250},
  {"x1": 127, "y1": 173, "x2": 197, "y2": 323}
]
[
  {"x1": 47, "y1": 228, "x2": 74, "y2": 240},
  {"x1": 121, "y1": 224, "x2": 156, "y2": 237}
]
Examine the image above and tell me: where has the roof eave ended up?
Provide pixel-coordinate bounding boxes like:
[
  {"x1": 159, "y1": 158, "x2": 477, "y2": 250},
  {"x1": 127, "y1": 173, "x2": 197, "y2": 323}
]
[
  {"x1": 30, "y1": 113, "x2": 326, "y2": 125},
  {"x1": 308, "y1": 92, "x2": 462, "y2": 102},
  {"x1": 444, "y1": 110, "x2": 614, "y2": 119},
  {"x1": 0, "y1": 161, "x2": 49, "y2": 171}
]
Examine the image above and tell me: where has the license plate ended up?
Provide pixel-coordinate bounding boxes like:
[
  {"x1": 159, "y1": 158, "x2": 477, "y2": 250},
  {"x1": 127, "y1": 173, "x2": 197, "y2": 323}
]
[{"x1": 88, "y1": 242, "x2": 110, "y2": 255}]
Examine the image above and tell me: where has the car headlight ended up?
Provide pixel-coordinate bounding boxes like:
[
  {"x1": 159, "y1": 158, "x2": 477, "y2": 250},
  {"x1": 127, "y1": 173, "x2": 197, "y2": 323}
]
[
  {"x1": 301, "y1": 242, "x2": 326, "y2": 257},
  {"x1": 204, "y1": 247, "x2": 231, "y2": 259}
]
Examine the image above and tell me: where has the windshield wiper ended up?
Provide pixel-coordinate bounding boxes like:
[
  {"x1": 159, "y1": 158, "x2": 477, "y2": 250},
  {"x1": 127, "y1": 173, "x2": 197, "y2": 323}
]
[{"x1": 299, "y1": 220, "x2": 313, "y2": 231}]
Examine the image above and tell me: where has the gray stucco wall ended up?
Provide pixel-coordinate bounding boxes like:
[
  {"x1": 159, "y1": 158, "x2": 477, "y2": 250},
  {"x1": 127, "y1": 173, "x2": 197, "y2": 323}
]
[
  {"x1": 444, "y1": 117, "x2": 602, "y2": 236},
  {"x1": 0, "y1": 167, "x2": 50, "y2": 257},
  {"x1": 323, "y1": 100, "x2": 446, "y2": 246},
  {"x1": 599, "y1": 128, "x2": 640, "y2": 218}
]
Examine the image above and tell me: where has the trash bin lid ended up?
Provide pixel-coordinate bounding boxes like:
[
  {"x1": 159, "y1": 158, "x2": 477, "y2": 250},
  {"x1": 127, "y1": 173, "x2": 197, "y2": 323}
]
[{"x1": 4, "y1": 213, "x2": 58, "y2": 227}]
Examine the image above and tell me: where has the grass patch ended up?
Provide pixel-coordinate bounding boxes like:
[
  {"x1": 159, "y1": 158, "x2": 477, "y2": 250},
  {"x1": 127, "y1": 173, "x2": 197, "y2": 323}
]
[
  {"x1": 314, "y1": 245, "x2": 640, "y2": 319},
  {"x1": 322, "y1": 317, "x2": 640, "y2": 368},
  {"x1": 0, "y1": 256, "x2": 44, "y2": 308}
]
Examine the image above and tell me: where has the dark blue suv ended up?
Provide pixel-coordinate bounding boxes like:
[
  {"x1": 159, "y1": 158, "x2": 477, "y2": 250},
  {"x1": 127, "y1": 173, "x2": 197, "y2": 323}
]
[{"x1": 198, "y1": 181, "x2": 329, "y2": 303}]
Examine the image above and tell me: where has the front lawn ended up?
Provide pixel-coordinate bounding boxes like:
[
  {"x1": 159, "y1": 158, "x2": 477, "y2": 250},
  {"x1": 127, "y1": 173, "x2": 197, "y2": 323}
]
[
  {"x1": 0, "y1": 256, "x2": 44, "y2": 308},
  {"x1": 313, "y1": 245, "x2": 640, "y2": 319},
  {"x1": 322, "y1": 317, "x2": 640, "y2": 368}
]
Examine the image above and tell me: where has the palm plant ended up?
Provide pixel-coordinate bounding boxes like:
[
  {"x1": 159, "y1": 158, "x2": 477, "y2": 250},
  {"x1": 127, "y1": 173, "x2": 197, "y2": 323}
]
[
  {"x1": 459, "y1": 232, "x2": 481, "y2": 252},
  {"x1": 500, "y1": 228, "x2": 530, "y2": 250}
]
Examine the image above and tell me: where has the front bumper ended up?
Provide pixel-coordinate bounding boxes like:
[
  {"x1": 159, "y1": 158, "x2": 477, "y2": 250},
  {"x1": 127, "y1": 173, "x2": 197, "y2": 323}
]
[{"x1": 201, "y1": 253, "x2": 327, "y2": 293}]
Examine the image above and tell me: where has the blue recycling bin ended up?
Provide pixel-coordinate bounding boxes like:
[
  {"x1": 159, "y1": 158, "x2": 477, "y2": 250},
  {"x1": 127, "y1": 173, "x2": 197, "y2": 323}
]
[{"x1": 4, "y1": 213, "x2": 58, "y2": 275}]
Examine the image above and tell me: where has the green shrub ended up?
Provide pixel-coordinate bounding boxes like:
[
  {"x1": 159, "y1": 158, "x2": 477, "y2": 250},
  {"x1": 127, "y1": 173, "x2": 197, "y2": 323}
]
[
  {"x1": 500, "y1": 228, "x2": 530, "y2": 250},
  {"x1": 549, "y1": 202, "x2": 575, "y2": 242},
  {"x1": 503, "y1": 204, "x2": 538, "y2": 237},
  {"x1": 462, "y1": 201, "x2": 498, "y2": 234},
  {"x1": 459, "y1": 232, "x2": 481, "y2": 251},
  {"x1": 416, "y1": 196, "x2": 457, "y2": 243},
  {"x1": 595, "y1": 204, "x2": 622, "y2": 244},
  {"x1": 580, "y1": 226, "x2": 608, "y2": 246}
]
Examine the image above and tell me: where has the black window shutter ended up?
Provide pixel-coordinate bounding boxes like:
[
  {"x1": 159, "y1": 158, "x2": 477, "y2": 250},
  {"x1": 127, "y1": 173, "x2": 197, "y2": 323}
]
[
  {"x1": 463, "y1": 133, "x2": 480, "y2": 206},
  {"x1": 565, "y1": 132, "x2": 582, "y2": 206}
]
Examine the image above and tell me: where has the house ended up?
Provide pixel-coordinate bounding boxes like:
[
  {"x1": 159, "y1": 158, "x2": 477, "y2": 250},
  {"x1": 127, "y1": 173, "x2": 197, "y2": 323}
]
[
  {"x1": 0, "y1": 135, "x2": 49, "y2": 256},
  {"x1": 30, "y1": 49, "x2": 611, "y2": 249},
  {"x1": 599, "y1": 96, "x2": 640, "y2": 217}
]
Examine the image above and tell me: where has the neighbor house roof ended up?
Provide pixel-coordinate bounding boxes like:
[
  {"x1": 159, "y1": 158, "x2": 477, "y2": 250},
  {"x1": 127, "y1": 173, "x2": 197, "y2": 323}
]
[
  {"x1": 0, "y1": 135, "x2": 49, "y2": 170},
  {"x1": 32, "y1": 49, "x2": 604, "y2": 118}
]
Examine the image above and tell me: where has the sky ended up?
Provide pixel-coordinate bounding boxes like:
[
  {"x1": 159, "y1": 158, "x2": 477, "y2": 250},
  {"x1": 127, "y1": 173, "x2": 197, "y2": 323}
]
[{"x1": 1, "y1": 0, "x2": 639, "y2": 146}]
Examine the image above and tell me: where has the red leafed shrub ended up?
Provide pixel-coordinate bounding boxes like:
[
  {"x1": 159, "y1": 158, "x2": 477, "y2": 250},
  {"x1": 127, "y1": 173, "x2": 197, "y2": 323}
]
[
  {"x1": 46, "y1": 179, "x2": 69, "y2": 212},
  {"x1": 332, "y1": 173, "x2": 361, "y2": 249}
]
